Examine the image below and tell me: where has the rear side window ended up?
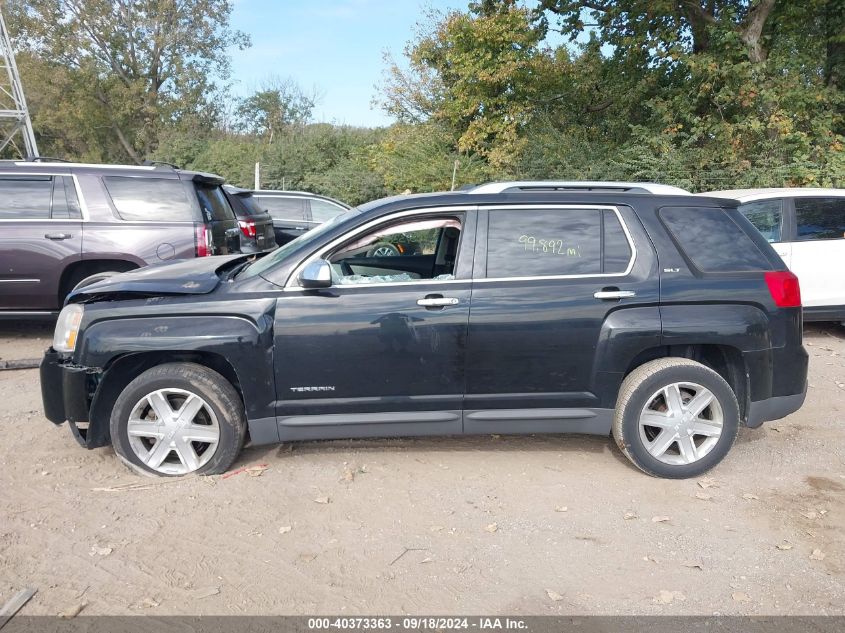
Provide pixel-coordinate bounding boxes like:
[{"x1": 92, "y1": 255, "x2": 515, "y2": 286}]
[
  {"x1": 195, "y1": 183, "x2": 234, "y2": 222},
  {"x1": 0, "y1": 176, "x2": 53, "y2": 219},
  {"x1": 795, "y1": 197, "x2": 845, "y2": 240},
  {"x1": 660, "y1": 207, "x2": 771, "y2": 272},
  {"x1": 234, "y1": 194, "x2": 266, "y2": 217},
  {"x1": 486, "y1": 208, "x2": 633, "y2": 278},
  {"x1": 258, "y1": 196, "x2": 307, "y2": 221},
  {"x1": 739, "y1": 200, "x2": 783, "y2": 243},
  {"x1": 104, "y1": 176, "x2": 193, "y2": 222},
  {"x1": 310, "y1": 198, "x2": 345, "y2": 222}
]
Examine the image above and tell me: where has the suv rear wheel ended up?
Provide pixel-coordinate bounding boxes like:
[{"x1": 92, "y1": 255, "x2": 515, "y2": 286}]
[
  {"x1": 612, "y1": 358, "x2": 739, "y2": 478},
  {"x1": 110, "y1": 363, "x2": 246, "y2": 477}
]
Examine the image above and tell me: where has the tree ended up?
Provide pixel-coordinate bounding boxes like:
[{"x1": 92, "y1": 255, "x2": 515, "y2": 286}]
[
  {"x1": 235, "y1": 77, "x2": 318, "y2": 141},
  {"x1": 380, "y1": 4, "x2": 551, "y2": 169},
  {"x1": 8, "y1": 0, "x2": 249, "y2": 163}
]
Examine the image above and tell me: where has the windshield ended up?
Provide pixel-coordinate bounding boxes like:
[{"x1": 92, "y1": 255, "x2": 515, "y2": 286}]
[{"x1": 239, "y1": 208, "x2": 359, "y2": 280}]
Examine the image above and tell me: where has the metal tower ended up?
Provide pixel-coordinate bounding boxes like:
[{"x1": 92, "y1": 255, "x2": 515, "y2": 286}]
[{"x1": 0, "y1": 8, "x2": 37, "y2": 158}]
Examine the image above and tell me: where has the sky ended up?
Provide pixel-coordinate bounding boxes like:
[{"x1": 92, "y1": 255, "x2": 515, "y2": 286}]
[{"x1": 228, "y1": 0, "x2": 466, "y2": 128}]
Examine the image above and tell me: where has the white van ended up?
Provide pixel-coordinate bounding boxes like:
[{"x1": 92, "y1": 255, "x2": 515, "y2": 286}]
[{"x1": 707, "y1": 188, "x2": 845, "y2": 323}]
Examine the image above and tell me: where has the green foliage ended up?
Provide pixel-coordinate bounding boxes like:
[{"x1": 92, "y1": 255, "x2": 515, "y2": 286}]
[{"x1": 9, "y1": 0, "x2": 248, "y2": 162}]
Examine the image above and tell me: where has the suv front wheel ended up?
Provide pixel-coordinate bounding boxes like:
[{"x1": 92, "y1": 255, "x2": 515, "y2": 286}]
[
  {"x1": 612, "y1": 358, "x2": 740, "y2": 478},
  {"x1": 110, "y1": 363, "x2": 246, "y2": 477}
]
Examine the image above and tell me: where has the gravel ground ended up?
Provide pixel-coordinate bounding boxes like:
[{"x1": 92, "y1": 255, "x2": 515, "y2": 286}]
[{"x1": 0, "y1": 320, "x2": 843, "y2": 616}]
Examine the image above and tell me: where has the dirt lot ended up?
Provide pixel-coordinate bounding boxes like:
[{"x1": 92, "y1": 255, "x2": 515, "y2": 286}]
[{"x1": 0, "y1": 320, "x2": 843, "y2": 616}]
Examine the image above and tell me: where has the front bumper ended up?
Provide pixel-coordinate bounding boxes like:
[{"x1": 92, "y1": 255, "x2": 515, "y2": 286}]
[{"x1": 40, "y1": 348, "x2": 99, "y2": 447}]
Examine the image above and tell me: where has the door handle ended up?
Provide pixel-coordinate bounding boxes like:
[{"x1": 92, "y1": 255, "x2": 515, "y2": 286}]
[
  {"x1": 45, "y1": 233, "x2": 72, "y2": 240},
  {"x1": 417, "y1": 297, "x2": 459, "y2": 307},
  {"x1": 594, "y1": 290, "x2": 636, "y2": 300}
]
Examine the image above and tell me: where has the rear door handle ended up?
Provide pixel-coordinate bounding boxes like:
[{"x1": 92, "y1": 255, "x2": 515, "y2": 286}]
[
  {"x1": 45, "y1": 233, "x2": 72, "y2": 240},
  {"x1": 417, "y1": 297, "x2": 459, "y2": 307},
  {"x1": 594, "y1": 290, "x2": 636, "y2": 300}
]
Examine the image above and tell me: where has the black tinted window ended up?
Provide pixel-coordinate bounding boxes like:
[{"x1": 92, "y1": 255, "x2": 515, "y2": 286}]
[
  {"x1": 603, "y1": 209, "x2": 632, "y2": 273},
  {"x1": 195, "y1": 184, "x2": 234, "y2": 222},
  {"x1": 487, "y1": 209, "x2": 603, "y2": 277},
  {"x1": 104, "y1": 176, "x2": 193, "y2": 222},
  {"x1": 739, "y1": 200, "x2": 783, "y2": 242},
  {"x1": 310, "y1": 198, "x2": 345, "y2": 222},
  {"x1": 660, "y1": 207, "x2": 771, "y2": 272},
  {"x1": 0, "y1": 176, "x2": 52, "y2": 219},
  {"x1": 795, "y1": 197, "x2": 845, "y2": 240},
  {"x1": 230, "y1": 193, "x2": 266, "y2": 217},
  {"x1": 258, "y1": 196, "x2": 307, "y2": 220}
]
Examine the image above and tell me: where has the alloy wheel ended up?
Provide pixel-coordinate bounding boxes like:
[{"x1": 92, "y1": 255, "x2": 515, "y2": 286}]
[
  {"x1": 126, "y1": 388, "x2": 220, "y2": 475},
  {"x1": 638, "y1": 381, "x2": 724, "y2": 465}
]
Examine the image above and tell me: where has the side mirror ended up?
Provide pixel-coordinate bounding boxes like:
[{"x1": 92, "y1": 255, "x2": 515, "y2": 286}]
[{"x1": 299, "y1": 259, "x2": 332, "y2": 289}]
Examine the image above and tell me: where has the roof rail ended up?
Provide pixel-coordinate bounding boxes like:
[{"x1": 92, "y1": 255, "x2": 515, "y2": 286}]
[
  {"x1": 28, "y1": 155, "x2": 71, "y2": 163},
  {"x1": 468, "y1": 181, "x2": 690, "y2": 195},
  {"x1": 142, "y1": 159, "x2": 179, "y2": 169}
]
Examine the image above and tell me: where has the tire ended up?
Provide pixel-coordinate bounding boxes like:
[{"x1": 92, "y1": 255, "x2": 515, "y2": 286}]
[
  {"x1": 612, "y1": 358, "x2": 739, "y2": 479},
  {"x1": 367, "y1": 242, "x2": 399, "y2": 257},
  {"x1": 72, "y1": 271, "x2": 119, "y2": 292},
  {"x1": 110, "y1": 363, "x2": 246, "y2": 477}
]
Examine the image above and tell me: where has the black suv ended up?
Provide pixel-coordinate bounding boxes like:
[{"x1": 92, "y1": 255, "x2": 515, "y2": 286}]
[
  {"x1": 222, "y1": 185, "x2": 277, "y2": 254},
  {"x1": 40, "y1": 182, "x2": 808, "y2": 479}
]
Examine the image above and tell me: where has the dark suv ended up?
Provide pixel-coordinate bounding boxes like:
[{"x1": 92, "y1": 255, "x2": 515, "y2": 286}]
[
  {"x1": 222, "y1": 185, "x2": 277, "y2": 254},
  {"x1": 0, "y1": 161, "x2": 241, "y2": 315},
  {"x1": 40, "y1": 181, "x2": 808, "y2": 479}
]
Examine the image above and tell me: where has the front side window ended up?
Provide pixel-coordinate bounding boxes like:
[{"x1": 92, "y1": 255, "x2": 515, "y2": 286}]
[
  {"x1": 795, "y1": 197, "x2": 845, "y2": 241},
  {"x1": 0, "y1": 176, "x2": 53, "y2": 219},
  {"x1": 104, "y1": 176, "x2": 193, "y2": 222},
  {"x1": 739, "y1": 200, "x2": 783, "y2": 242},
  {"x1": 258, "y1": 196, "x2": 307, "y2": 221},
  {"x1": 486, "y1": 208, "x2": 624, "y2": 278},
  {"x1": 327, "y1": 215, "x2": 463, "y2": 285},
  {"x1": 310, "y1": 198, "x2": 346, "y2": 222}
]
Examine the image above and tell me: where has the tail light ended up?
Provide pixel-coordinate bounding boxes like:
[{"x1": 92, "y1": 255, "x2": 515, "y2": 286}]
[
  {"x1": 195, "y1": 225, "x2": 212, "y2": 257},
  {"x1": 765, "y1": 271, "x2": 801, "y2": 308},
  {"x1": 238, "y1": 219, "x2": 257, "y2": 239}
]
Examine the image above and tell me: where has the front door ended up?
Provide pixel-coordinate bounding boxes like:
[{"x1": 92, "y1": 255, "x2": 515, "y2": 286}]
[
  {"x1": 272, "y1": 208, "x2": 475, "y2": 440},
  {"x1": 464, "y1": 205, "x2": 659, "y2": 434}
]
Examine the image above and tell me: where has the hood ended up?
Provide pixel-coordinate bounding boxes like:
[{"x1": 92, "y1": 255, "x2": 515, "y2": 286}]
[{"x1": 68, "y1": 254, "x2": 249, "y2": 302}]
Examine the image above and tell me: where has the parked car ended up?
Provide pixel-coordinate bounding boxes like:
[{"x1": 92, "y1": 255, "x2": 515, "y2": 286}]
[
  {"x1": 41, "y1": 181, "x2": 807, "y2": 479},
  {"x1": 0, "y1": 160, "x2": 241, "y2": 316},
  {"x1": 707, "y1": 188, "x2": 845, "y2": 323},
  {"x1": 252, "y1": 190, "x2": 349, "y2": 246},
  {"x1": 222, "y1": 185, "x2": 277, "y2": 254}
]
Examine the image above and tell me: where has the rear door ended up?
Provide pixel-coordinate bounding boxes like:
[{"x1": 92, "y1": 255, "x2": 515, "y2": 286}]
[
  {"x1": 0, "y1": 174, "x2": 82, "y2": 311},
  {"x1": 789, "y1": 197, "x2": 845, "y2": 309},
  {"x1": 258, "y1": 195, "x2": 310, "y2": 245},
  {"x1": 464, "y1": 204, "x2": 659, "y2": 434}
]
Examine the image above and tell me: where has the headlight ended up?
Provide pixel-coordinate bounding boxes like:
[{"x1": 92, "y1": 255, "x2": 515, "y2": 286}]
[{"x1": 53, "y1": 304, "x2": 84, "y2": 353}]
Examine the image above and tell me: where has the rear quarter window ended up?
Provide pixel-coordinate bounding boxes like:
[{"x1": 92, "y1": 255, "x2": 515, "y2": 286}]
[
  {"x1": 258, "y1": 196, "x2": 307, "y2": 221},
  {"x1": 659, "y1": 206, "x2": 771, "y2": 272},
  {"x1": 739, "y1": 199, "x2": 783, "y2": 243},
  {"x1": 103, "y1": 176, "x2": 193, "y2": 222},
  {"x1": 195, "y1": 183, "x2": 234, "y2": 222}
]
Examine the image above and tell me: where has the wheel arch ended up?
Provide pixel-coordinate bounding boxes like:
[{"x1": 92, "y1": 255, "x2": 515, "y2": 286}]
[
  {"x1": 59, "y1": 258, "x2": 141, "y2": 305},
  {"x1": 86, "y1": 351, "x2": 245, "y2": 448}
]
